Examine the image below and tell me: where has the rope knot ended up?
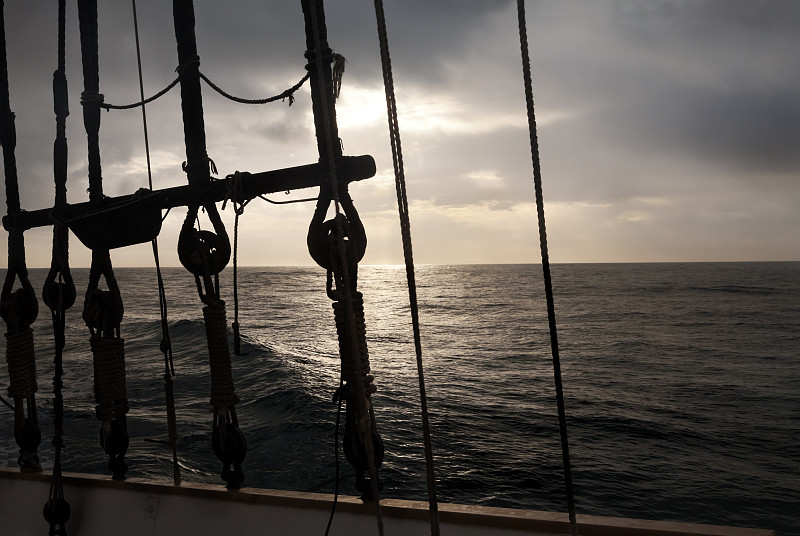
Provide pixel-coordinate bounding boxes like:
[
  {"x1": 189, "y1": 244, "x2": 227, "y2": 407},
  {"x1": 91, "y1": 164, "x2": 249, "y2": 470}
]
[
  {"x1": 176, "y1": 55, "x2": 201, "y2": 76},
  {"x1": 80, "y1": 90, "x2": 105, "y2": 106},
  {"x1": 222, "y1": 171, "x2": 250, "y2": 214}
]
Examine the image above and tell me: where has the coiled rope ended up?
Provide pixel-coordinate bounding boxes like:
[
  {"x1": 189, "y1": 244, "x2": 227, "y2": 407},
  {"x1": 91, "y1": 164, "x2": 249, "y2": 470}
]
[
  {"x1": 5, "y1": 329, "x2": 36, "y2": 398},
  {"x1": 516, "y1": 1, "x2": 579, "y2": 535},
  {"x1": 371, "y1": 1, "x2": 441, "y2": 535}
]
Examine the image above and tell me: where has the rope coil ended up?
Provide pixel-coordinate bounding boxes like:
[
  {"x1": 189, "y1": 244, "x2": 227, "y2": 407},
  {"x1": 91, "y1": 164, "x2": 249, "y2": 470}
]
[
  {"x1": 203, "y1": 304, "x2": 239, "y2": 411},
  {"x1": 91, "y1": 336, "x2": 128, "y2": 421},
  {"x1": 332, "y1": 292, "x2": 375, "y2": 394},
  {"x1": 5, "y1": 327, "x2": 37, "y2": 398}
]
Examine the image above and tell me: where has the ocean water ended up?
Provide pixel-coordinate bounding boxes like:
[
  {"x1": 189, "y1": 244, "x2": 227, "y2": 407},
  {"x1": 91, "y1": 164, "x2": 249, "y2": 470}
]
[{"x1": 1, "y1": 262, "x2": 798, "y2": 535}]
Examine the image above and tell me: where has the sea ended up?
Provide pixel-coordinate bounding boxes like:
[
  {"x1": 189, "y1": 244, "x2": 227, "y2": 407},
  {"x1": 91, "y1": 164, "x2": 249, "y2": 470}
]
[{"x1": 1, "y1": 262, "x2": 798, "y2": 535}]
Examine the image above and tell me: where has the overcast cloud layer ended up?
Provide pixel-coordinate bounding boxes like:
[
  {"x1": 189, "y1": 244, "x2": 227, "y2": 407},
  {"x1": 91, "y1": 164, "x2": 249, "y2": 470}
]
[{"x1": 1, "y1": 1, "x2": 798, "y2": 267}]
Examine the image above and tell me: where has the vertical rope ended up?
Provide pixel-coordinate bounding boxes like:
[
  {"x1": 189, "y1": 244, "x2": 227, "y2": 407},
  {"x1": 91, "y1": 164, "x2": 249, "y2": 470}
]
[
  {"x1": 42, "y1": 1, "x2": 73, "y2": 532},
  {"x1": 516, "y1": 2, "x2": 579, "y2": 535},
  {"x1": 131, "y1": 0, "x2": 180, "y2": 485},
  {"x1": 77, "y1": 0, "x2": 104, "y2": 205},
  {"x1": 303, "y1": 1, "x2": 383, "y2": 532},
  {"x1": 232, "y1": 207, "x2": 241, "y2": 356},
  {"x1": 0, "y1": 0, "x2": 20, "y2": 217},
  {"x1": 371, "y1": 2, "x2": 440, "y2": 535},
  {"x1": 1, "y1": 0, "x2": 44, "y2": 477}
]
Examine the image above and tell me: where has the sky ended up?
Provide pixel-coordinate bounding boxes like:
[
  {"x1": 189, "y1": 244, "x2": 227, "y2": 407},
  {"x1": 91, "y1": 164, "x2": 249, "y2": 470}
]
[{"x1": 1, "y1": 0, "x2": 798, "y2": 268}]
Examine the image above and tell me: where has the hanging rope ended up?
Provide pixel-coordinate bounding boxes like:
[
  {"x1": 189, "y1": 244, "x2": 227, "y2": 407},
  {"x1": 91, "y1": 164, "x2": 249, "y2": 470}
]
[
  {"x1": 198, "y1": 70, "x2": 309, "y2": 105},
  {"x1": 98, "y1": 70, "x2": 309, "y2": 110},
  {"x1": 41, "y1": 0, "x2": 75, "y2": 533},
  {"x1": 129, "y1": 0, "x2": 180, "y2": 485},
  {"x1": 0, "y1": 0, "x2": 43, "y2": 475},
  {"x1": 231, "y1": 193, "x2": 243, "y2": 357},
  {"x1": 370, "y1": 2, "x2": 441, "y2": 535},
  {"x1": 78, "y1": 0, "x2": 130, "y2": 481},
  {"x1": 173, "y1": 0, "x2": 245, "y2": 489},
  {"x1": 516, "y1": 2, "x2": 579, "y2": 535},
  {"x1": 302, "y1": 2, "x2": 383, "y2": 534}
]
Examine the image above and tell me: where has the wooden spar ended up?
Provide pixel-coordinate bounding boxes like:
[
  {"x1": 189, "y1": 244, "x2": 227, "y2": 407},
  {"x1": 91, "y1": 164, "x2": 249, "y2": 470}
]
[{"x1": 1, "y1": 155, "x2": 375, "y2": 247}]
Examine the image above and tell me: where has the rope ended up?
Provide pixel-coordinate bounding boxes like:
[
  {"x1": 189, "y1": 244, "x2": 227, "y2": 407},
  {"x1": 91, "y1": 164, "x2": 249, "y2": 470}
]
[
  {"x1": 99, "y1": 71, "x2": 309, "y2": 110},
  {"x1": 199, "y1": 70, "x2": 309, "y2": 105},
  {"x1": 42, "y1": 2, "x2": 72, "y2": 532},
  {"x1": 232, "y1": 206, "x2": 241, "y2": 356},
  {"x1": 128, "y1": 0, "x2": 180, "y2": 484},
  {"x1": 332, "y1": 293, "x2": 373, "y2": 391},
  {"x1": 371, "y1": 2, "x2": 440, "y2": 534},
  {"x1": 45, "y1": 274, "x2": 70, "y2": 536},
  {"x1": 5, "y1": 328, "x2": 37, "y2": 398},
  {"x1": 258, "y1": 194, "x2": 318, "y2": 205},
  {"x1": 305, "y1": 3, "x2": 384, "y2": 532},
  {"x1": 203, "y1": 304, "x2": 239, "y2": 411},
  {"x1": 100, "y1": 77, "x2": 179, "y2": 110},
  {"x1": 0, "y1": 0, "x2": 21, "y2": 217},
  {"x1": 91, "y1": 337, "x2": 128, "y2": 421},
  {"x1": 324, "y1": 390, "x2": 344, "y2": 536},
  {"x1": 516, "y1": 2, "x2": 579, "y2": 535}
]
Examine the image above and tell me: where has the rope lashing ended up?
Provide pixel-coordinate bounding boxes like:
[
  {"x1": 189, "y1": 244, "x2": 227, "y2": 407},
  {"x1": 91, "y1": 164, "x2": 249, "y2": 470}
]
[
  {"x1": 332, "y1": 290, "x2": 384, "y2": 499},
  {"x1": 91, "y1": 336, "x2": 130, "y2": 478},
  {"x1": 91, "y1": 337, "x2": 128, "y2": 421},
  {"x1": 5, "y1": 327, "x2": 42, "y2": 472},
  {"x1": 332, "y1": 293, "x2": 374, "y2": 393},
  {"x1": 92, "y1": 335, "x2": 130, "y2": 481},
  {"x1": 204, "y1": 304, "x2": 239, "y2": 411},
  {"x1": 82, "y1": 250, "x2": 129, "y2": 480},
  {"x1": 204, "y1": 301, "x2": 246, "y2": 489},
  {"x1": 79, "y1": 89, "x2": 104, "y2": 106}
]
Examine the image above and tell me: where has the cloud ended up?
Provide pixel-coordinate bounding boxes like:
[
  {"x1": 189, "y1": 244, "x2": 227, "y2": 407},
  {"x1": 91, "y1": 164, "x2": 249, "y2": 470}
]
[{"x1": 1, "y1": 1, "x2": 799, "y2": 267}]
